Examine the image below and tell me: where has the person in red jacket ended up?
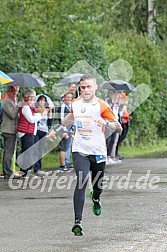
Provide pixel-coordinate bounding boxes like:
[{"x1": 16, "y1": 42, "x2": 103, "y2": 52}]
[
  {"x1": 116, "y1": 92, "x2": 130, "y2": 159},
  {"x1": 17, "y1": 89, "x2": 44, "y2": 176}
]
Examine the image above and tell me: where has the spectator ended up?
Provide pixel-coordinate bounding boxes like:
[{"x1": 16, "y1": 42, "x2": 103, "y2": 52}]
[
  {"x1": 116, "y1": 91, "x2": 130, "y2": 159},
  {"x1": 17, "y1": 89, "x2": 43, "y2": 177},
  {"x1": 65, "y1": 82, "x2": 79, "y2": 167},
  {"x1": 105, "y1": 89, "x2": 121, "y2": 164},
  {"x1": 1, "y1": 85, "x2": 20, "y2": 179},
  {"x1": 0, "y1": 90, "x2": 2, "y2": 124},
  {"x1": 57, "y1": 91, "x2": 73, "y2": 172},
  {"x1": 33, "y1": 95, "x2": 53, "y2": 176},
  {"x1": 68, "y1": 82, "x2": 78, "y2": 98}
]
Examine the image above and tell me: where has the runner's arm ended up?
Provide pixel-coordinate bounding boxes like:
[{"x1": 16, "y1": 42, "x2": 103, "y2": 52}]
[
  {"x1": 100, "y1": 104, "x2": 122, "y2": 134},
  {"x1": 95, "y1": 118, "x2": 122, "y2": 134},
  {"x1": 105, "y1": 119, "x2": 122, "y2": 134},
  {"x1": 47, "y1": 113, "x2": 74, "y2": 140}
]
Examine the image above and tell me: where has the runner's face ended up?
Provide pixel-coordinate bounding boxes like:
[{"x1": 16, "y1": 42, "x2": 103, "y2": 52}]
[{"x1": 80, "y1": 79, "x2": 97, "y2": 102}]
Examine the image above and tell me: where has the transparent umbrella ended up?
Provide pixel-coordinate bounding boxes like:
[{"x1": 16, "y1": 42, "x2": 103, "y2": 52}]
[{"x1": 35, "y1": 94, "x2": 54, "y2": 107}]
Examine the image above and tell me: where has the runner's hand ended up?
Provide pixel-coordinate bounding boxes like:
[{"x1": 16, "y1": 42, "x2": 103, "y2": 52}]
[
  {"x1": 106, "y1": 119, "x2": 122, "y2": 133},
  {"x1": 94, "y1": 118, "x2": 107, "y2": 126},
  {"x1": 113, "y1": 120, "x2": 122, "y2": 133}
]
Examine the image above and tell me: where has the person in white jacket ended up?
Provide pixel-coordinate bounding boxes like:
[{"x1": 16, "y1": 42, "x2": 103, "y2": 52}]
[{"x1": 17, "y1": 89, "x2": 44, "y2": 177}]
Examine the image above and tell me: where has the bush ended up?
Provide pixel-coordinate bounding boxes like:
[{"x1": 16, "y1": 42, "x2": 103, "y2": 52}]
[{"x1": 107, "y1": 32, "x2": 167, "y2": 145}]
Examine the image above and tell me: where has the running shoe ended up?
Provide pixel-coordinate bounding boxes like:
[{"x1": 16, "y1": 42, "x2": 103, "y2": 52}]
[
  {"x1": 66, "y1": 167, "x2": 74, "y2": 173},
  {"x1": 66, "y1": 163, "x2": 74, "y2": 168},
  {"x1": 106, "y1": 158, "x2": 117, "y2": 165},
  {"x1": 57, "y1": 166, "x2": 67, "y2": 173},
  {"x1": 89, "y1": 189, "x2": 102, "y2": 216},
  {"x1": 72, "y1": 220, "x2": 83, "y2": 236}
]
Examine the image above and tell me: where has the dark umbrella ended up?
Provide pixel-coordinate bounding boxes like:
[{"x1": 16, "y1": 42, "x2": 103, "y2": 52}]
[
  {"x1": 100, "y1": 80, "x2": 135, "y2": 91},
  {"x1": 7, "y1": 73, "x2": 46, "y2": 88},
  {"x1": 57, "y1": 73, "x2": 84, "y2": 87}
]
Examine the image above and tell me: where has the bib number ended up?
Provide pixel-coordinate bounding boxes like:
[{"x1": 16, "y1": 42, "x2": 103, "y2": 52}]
[{"x1": 95, "y1": 155, "x2": 107, "y2": 163}]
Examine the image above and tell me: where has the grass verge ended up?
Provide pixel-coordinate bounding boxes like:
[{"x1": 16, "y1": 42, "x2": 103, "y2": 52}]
[
  {"x1": 0, "y1": 138, "x2": 167, "y2": 171},
  {"x1": 119, "y1": 138, "x2": 167, "y2": 159}
]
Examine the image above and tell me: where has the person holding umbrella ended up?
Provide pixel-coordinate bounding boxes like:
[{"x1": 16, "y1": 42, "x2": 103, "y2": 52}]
[
  {"x1": 105, "y1": 89, "x2": 121, "y2": 164},
  {"x1": 1, "y1": 85, "x2": 20, "y2": 179},
  {"x1": 115, "y1": 91, "x2": 130, "y2": 159},
  {"x1": 68, "y1": 82, "x2": 78, "y2": 98},
  {"x1": 58, "y1": 73, "x2": 84, "y2": 99},
  {"x1": 48, "y1": 74, "x2": 122, "y2": 236}
]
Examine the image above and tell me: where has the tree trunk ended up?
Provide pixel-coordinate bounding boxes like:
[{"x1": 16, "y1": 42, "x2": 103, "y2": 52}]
[{"x1": 148, "y1": 0, "x2": 156, "y2": 41}]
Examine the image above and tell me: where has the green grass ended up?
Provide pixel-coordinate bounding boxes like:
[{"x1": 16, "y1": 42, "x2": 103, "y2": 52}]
[
  {"x1": 0, "y1": 150, "x2": 60, "y2": 172},
  {"x1": 1, "y1": 138, "x2": 167, "y2": 172},
  {"x1": 43, "y1": 138, "x2": 167, "y2": 169},
  {"x1": 43, "y1": 151, "x2": 60, "y2": 169},
  {"x1": 119, "y1": 138, "x2": 167, "y2": 158}
]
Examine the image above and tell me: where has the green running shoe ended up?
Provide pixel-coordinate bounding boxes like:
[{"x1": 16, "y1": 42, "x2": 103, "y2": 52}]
[
  {"x1": 89, "y1": 189, "x2": 102, "y2": 216},
  {"x1": 72, "y1": 220, "x2": 83, "y2": 236}
]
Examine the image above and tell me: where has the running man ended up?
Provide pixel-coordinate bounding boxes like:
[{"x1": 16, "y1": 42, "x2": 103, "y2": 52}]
[{"x1": 48, "y1": 75, "x2": 122, "y2": 236}]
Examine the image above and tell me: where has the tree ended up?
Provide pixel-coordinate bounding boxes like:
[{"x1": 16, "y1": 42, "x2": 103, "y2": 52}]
[{"x1": 148, "y1": 0, "x2": 156, "y2": 41}]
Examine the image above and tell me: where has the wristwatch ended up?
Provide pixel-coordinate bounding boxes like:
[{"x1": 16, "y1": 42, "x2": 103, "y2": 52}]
[{"x1": 105, "y1": 120, "x2": 109, "y2": 126}]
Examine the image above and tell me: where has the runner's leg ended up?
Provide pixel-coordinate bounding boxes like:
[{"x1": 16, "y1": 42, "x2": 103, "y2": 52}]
[
  {"x1": 90, "y1": 155, "x2": 105, "y2": 200},
  {"x1": 72, "y1": 152, "x2": 90, "y2": 221}
]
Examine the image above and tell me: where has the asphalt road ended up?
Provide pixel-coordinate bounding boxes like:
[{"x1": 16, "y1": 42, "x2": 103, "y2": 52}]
[{"x1": 0, "y1": 158, "x2": 167, "y2": 252}]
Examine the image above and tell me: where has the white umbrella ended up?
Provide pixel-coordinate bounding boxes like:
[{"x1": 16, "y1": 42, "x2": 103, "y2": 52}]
[{"x1": 35, "y1": 94, "x2": 54, "y2": 107}]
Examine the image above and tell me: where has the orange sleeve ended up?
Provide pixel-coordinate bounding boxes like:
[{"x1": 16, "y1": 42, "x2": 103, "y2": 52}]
[{"x1": 99, "y1": 99, "x2": 115, "y2": 121}]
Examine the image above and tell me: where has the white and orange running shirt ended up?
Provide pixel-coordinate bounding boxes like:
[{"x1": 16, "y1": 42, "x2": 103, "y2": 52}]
[{"x1": 71, "y1": 98, "x2": 115, "y2": 155}]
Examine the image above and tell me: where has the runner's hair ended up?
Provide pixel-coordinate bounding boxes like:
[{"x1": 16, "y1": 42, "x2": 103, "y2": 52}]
[{"x1": 80, "y1": 74, "x2": 96, "y2": 84}]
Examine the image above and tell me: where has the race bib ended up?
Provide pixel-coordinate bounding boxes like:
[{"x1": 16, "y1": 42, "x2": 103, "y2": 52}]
[{"x1": 95, "y1": 155, "x2": 107, "y2": 163}]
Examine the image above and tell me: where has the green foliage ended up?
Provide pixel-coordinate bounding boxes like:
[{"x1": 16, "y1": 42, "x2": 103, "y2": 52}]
[
  {"x1": 0, "y1": 0, "x2": 167, "y2": 148},
  {"x1": 107, "y1": 32, "x2": 167, "y2": 145}
]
